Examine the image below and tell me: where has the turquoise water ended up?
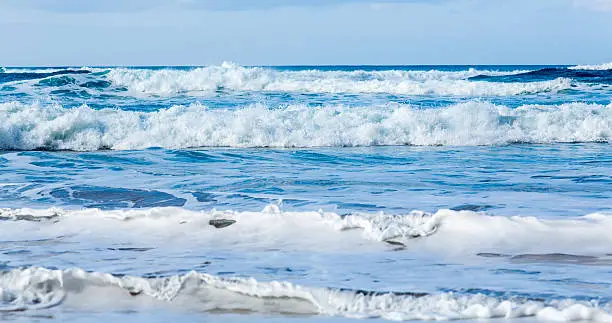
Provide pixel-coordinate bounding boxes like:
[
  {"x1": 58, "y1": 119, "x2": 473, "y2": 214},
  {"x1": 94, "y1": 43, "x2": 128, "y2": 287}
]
[{"x1": 0, "y1": 63, "x2": 611, "y2": 322}]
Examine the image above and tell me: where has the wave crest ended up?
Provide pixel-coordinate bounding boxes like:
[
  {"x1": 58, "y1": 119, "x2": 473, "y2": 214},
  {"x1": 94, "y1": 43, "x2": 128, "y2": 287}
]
[
  {"x1": 1, "y1": 101, "x2": 610, "y2": 151},
  {"x1": 569, "y1": 62, "x2": 612, "y2": 71},
  {"x1": 105, "y1": 64, "x2": 565, "y2": 96}
]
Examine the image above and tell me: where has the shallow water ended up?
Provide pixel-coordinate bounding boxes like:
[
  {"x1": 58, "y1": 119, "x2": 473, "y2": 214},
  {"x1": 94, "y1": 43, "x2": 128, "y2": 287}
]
[{"x1": 0, "y1": 63, "x2": 611, "y2": 321}]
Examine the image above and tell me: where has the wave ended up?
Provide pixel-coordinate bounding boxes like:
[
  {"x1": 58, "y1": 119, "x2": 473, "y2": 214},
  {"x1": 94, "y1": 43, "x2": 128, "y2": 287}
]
[
  {"x1": 0, "y1": 69, "x2": 91, "y2": 84},
  {"x1": 470, "y1": 67, "x2": 612, "y2": 84},
  {"x1": 0, "y1": 64, "x2": 576, "y2": 97},
  {"x1": 105, "y1": 63, "x2": 567, "y2": 96},
  {"x1": 1, "y1": 101, "x2": 610, "y2": 151},
  {"x1": 1, "y1": 67, "x2": 99, "y2": 74},
  {"x1": 1, "y1": 67, "x2": 69, "y2": 74},
  {"x1": 2, "y1": 206, "x2": 612, "y2": 255},
  {"x1": 0, "y1": 266, "x2": 610, "y2": 320},
  {"x1": 569, "y1": 62, "x2": 612, "y2": 71}
]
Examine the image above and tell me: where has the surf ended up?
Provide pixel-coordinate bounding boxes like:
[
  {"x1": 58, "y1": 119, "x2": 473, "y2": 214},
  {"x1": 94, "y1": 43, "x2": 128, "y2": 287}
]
[
  {"x1": 1, "y1": 101, "x2": 610, "y2": 151},
  {"x1": 1, "y1": 266, "x2": 610, "y2": 321}
]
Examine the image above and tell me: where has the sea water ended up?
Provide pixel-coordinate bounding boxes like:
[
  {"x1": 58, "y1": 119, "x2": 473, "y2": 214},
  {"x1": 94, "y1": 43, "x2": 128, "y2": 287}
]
[{"x1": 0, "y1": 63, "x2": 611, "y2": 322}]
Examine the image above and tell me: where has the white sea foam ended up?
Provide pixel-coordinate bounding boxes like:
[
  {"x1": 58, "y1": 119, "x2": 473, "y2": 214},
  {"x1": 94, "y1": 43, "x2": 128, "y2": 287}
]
[
  {"x1": 0, "y1": 266, "x2": 610, "y2": 321},
  {"x1": 105, "y1": 63, "x2": 561, "y2": 96},
  {"x1": 569, "y1": 62, "x2": 612, "y2": 71},
  {"x1": 1, "y1": 101, "x2": 610, "y2": 151},
  {"x1": 2, "y1": 206, "x2": 612, "y2": 255}
]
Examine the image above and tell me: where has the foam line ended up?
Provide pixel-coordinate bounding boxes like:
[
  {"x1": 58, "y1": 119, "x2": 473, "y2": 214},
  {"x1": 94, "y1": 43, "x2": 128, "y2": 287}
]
[{"x1": 0, "y1": 266, "x2": 610, "y2": 321}]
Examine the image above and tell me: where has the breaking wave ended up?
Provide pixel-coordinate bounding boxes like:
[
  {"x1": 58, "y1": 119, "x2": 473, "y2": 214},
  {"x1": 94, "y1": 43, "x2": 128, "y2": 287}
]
[
  {"x1": 0, "y1": 101, "x2": 610, "y2": 151},
  {"x1": 0, "y1": 64, "x2": 580, "y2": 97},
  {"x1": 105, "y1": 63, "x2": 566, "y2": 96},
  {"x1": 0, "y1": 266, "x2": 610, "y2": 321}
]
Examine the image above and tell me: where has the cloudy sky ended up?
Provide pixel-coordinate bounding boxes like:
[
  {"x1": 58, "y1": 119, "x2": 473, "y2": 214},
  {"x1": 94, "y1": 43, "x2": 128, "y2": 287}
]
[{"x1": 0, "y1": 0, "x2": 611, "y2": 66}]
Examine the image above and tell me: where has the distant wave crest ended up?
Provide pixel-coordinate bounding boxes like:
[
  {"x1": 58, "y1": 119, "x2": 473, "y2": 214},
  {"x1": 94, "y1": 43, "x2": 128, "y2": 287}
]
[
  {"x1": 470, "y1": 67, "x2": 612, "y2": 84},
  {"x1": 105, "y1": 63, "x2": 565, "y2": 96},
  {"x1": 569, "y1": 62, "x2": 612, "y2": 71},
  {"x1": 0, "y1": 69, "x2": 91, "y2": 84},
  {"x1": 0, "y1": 64, "x2": 577, "y2": 96}
]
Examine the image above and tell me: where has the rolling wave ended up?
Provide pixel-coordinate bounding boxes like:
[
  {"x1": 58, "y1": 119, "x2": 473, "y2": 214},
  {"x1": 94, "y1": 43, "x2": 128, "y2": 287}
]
[
  {"x1": 1, "y1": 266, "x2": 610, "y2": 321},
  {"x1": 0, "y1": 69, "x2": 91, "y2": 84},
  {"x1": 0, "y1": 64, "x2": 580, "y2": 97},
  {"x1": 5, "y1": 64, "x2": 610, "y2": 97},
  {"x1": 0, "y1": 101, "x2": 609, "y2": 151},
  {"x1": 104, "y1": 64, "x2": 565, "y2": 96},
  {"x1": 470, "y1": 67, "x2": 612, "y2": 84}
]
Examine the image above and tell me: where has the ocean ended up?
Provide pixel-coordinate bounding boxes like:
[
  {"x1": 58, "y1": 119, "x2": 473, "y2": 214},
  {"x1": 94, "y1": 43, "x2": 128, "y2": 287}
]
[{"x1": 0, "y1": 63, "x2": 611, "y2": 322}]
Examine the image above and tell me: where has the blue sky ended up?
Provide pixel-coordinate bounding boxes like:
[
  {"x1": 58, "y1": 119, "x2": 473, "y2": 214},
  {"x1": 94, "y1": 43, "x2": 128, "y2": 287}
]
[{"x1": 0, "y1": 0, "x2": 611, "y2": 66}]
